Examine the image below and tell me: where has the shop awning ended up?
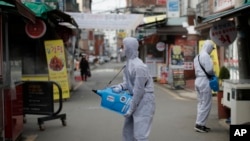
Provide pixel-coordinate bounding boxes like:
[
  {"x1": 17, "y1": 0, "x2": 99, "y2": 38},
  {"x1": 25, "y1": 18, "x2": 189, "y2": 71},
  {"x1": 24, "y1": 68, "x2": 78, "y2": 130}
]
[
  {"x1": 23, "y1": 2, "x2": 53, "y2": 18},
  {"x1": 136, "y1": 17, "x2": 187, "y2": 36},
  {"x1": 195, "y1": 3, "x2": 250, "y2": 30},
  {"x1": 135, "y1": 18, "x2": 166, "y2": 38},
  {"x1": 0, "y1": 0, "x2": 36, "y2": 23},
  {"x1": 157, "y1": 26, "x2": 187, "y2": 35},
  {"x1": 0, "y1": 1, "x2": 14, "y2": 7},
  {"x1": 137, "y1": 18, "x2": 166, "y2": 29},
  {"x1": 23, "y1": 2, "x2": 78, "y2": 28}
]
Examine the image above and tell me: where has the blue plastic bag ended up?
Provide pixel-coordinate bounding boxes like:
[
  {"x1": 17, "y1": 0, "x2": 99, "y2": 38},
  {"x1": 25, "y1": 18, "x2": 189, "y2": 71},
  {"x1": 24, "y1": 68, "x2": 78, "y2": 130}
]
[{"x1": 209, "y1": 76, "x2": 219, "y2": 92}]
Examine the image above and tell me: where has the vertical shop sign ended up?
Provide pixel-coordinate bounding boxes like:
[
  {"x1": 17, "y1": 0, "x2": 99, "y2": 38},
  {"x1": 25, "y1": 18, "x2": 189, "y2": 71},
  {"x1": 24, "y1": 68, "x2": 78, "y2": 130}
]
[
  {"x1": 199, "y1": 40, "x2": 220, "y2": 77},
  {"x1": 44, "y1": 40, "x2": 70, "y2": 100},
  {"x1": 167, "y1": 0, "x2": 180, "y2": 17},
  {"x1": 183, "y1": 45, "x2": 195, "y2": 70}
]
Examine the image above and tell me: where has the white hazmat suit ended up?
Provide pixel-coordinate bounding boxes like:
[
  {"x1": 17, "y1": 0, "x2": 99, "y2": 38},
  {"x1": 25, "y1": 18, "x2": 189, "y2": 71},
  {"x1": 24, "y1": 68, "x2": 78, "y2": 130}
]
[
  {"x1": 112, "y1": 37, "x2": 155, "y2": 141},
  {"x1": 193, "y1": 40, "x2": 215, "y2": 132}
]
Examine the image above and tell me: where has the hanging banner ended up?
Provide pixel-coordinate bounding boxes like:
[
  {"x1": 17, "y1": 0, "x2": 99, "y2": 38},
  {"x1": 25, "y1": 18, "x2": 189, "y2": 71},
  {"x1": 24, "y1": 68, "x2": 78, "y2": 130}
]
[
  {"x1": 198, "y1": 40, "x2": 220, "y2": 77},
  {"x1": 44, "y1": 40, "x2": 70, "y2": 100},
  {"x1": 209, "y1": 20, "x2": 237, "y2": 47},
  {"x1": 66, "y1": 12, "x2": 144, "y2": 30}
]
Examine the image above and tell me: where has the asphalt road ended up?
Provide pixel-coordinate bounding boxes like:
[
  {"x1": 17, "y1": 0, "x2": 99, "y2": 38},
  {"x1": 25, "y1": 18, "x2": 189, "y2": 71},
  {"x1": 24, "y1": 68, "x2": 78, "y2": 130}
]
[{"x1": 22, "y1": 62, "x2": 229, "y2": 141}]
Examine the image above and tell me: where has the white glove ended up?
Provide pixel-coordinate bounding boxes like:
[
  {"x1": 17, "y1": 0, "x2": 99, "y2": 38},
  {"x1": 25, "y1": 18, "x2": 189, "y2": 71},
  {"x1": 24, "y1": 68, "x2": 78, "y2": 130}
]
[
  {"x1": 124, "y1": 109, "x2": 133, "y2": 118},
  {"x1": 124, "y1": 100, "x2": 134, "y2": 117},
  {"x1": 111, "y1": 85, "x2": 122, "y2": 93}
]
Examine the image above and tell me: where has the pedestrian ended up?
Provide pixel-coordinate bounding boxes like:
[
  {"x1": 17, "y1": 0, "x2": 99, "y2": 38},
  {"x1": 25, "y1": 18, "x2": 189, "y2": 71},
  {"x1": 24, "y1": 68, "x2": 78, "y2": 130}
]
[
  {"x1": 111, "y1": 37, "x2": 156, "y2": 141},
  {"x1": 79, "y1": 55, "x2": 90, "y2": 81},
  {"x1": 193, "y1": 40, "x2": 215, "y2": 133}
]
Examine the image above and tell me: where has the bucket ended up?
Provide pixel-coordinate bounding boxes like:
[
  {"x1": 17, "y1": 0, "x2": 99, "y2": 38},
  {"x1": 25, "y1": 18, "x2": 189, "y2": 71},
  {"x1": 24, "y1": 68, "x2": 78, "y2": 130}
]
[{"x1": 92, "y1": 87, "x2": 132, "y2": 115}]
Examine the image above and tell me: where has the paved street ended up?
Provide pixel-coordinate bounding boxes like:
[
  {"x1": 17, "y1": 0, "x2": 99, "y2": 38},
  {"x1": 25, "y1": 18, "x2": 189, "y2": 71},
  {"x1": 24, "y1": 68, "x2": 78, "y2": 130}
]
[{"x1": 22, "y1": 62, "x2": 229, "y2": 141}]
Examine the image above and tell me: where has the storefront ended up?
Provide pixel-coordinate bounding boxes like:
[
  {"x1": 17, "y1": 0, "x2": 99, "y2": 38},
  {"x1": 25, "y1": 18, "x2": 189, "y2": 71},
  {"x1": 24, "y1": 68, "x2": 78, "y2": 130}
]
[
  {"x1": 195, "y1": 2, "x2": 250, "y2": 80},
  {"x1": 19, "y1": 2, "x2": 79, "y2": 100},
  {"x1": 136, "y1": 17, "x2": 197, "y2": 88},
  {"x1": 0, "y1": 0, "x2": 36, "y2": 140},
  {"x1": 0, "y1": 1, "x2": 78, "y2": 140}
]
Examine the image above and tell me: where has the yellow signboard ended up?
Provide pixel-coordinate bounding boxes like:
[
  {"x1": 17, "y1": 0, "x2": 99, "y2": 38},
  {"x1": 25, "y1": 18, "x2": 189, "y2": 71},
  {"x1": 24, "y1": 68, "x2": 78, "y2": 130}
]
[
  {"x1": 198, "y1": 40, "x2": 220, "y2": 77},
  {"x1": 44, "y1": 40, "x2": 70, "y2": 100}
]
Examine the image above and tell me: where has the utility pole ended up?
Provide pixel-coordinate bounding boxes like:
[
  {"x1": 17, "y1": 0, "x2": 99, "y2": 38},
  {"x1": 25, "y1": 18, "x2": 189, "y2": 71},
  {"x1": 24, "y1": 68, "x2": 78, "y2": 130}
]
[{"x1": 236, "y1": 16, "x2": 250, "y2": 79}]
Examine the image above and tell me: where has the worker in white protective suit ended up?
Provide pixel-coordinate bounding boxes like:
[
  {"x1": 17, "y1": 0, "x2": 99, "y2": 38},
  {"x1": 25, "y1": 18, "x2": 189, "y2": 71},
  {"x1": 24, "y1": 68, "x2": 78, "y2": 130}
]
[
  {"x1": 112, "y1": 37, "x2": 155, "y2": 141},
  {"x1": 193, "y1": 40, "x2": 215, "y2": 133}
]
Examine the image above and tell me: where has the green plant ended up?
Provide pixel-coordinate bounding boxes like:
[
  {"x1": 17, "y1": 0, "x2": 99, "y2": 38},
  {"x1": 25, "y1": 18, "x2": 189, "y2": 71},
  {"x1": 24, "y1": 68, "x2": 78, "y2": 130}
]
[
  {"x1": 218, "y1": 66, "x2": 230, "y2": 80},
  {"x1": 218, "y1": 66, "x2": 230, "y2": 89}
]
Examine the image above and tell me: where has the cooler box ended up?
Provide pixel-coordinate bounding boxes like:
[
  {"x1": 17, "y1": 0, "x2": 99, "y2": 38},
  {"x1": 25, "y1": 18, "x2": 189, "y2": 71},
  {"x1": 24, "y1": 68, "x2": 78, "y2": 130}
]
[{"x1": 93, "y1": 87, "x2": 132, "y2": 115}]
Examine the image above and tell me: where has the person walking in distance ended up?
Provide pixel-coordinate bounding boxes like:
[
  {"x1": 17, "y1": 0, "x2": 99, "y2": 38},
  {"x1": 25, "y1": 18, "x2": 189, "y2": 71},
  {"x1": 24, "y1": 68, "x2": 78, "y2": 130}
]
[
  {"x1": 79, "y1": 55, "x2": 90, "y2": 81},
  {"x1": 111, "y1": 37, "x2": 156, "y2": 141},
  {"x1": 193, "y1": 40, "x2": 215, "y2": 133}
]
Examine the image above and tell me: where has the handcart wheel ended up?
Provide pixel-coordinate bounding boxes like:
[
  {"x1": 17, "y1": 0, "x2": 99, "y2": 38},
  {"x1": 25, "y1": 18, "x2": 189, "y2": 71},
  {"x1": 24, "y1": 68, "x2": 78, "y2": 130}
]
[
  {"x1": 39, "y1": 124, "x2": 45, "y2": 131},
  {"x1": 62, "y1": 119, "x2": 67, "y2": 126}
]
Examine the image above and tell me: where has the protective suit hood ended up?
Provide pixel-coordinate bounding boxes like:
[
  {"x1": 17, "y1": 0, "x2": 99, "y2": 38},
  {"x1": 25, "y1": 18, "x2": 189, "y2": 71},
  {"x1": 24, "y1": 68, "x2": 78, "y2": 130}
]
[
  {"x1": 201, "y1": 40, "x2": 214, "y2": 54},
  {"x1": 123, "y1": 37, "x2": 139, "y2": 60}
]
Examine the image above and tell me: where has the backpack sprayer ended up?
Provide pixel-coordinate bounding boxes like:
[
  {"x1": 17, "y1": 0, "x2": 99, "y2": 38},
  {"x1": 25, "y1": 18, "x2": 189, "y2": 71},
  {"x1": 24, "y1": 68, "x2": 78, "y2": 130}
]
[{"x1": 92, "y1": 66, "x2": 132, "y2": 115}]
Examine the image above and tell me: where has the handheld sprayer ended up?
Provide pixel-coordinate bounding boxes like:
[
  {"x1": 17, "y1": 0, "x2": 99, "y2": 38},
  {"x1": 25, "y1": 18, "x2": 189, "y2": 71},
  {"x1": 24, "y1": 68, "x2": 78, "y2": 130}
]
[{"x1": 92, "y1": 65, "x2": 132, "y2": 115}]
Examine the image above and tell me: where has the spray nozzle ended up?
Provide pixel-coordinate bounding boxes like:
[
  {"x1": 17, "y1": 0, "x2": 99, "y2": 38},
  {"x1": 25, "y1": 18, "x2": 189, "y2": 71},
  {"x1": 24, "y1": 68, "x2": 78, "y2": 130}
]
[{"x1": 92, "y1": 89, "x2": 97, "y2": 93}]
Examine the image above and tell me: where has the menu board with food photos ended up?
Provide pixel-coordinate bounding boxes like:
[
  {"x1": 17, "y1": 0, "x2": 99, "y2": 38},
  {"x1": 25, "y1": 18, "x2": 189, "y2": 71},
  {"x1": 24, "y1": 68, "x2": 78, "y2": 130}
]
[{"x1": 44, "y1": 40, "x2": 70, "y2": 100}]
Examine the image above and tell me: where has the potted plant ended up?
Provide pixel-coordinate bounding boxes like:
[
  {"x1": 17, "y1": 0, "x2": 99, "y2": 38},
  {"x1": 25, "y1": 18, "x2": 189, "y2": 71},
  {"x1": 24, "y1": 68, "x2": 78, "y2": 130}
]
[
  {"x1": 217, "y1": 66, "x2": 230, "y2": 119},
  {"x1": 218, "y1": 66, "x2": 230, "y2": 88}
]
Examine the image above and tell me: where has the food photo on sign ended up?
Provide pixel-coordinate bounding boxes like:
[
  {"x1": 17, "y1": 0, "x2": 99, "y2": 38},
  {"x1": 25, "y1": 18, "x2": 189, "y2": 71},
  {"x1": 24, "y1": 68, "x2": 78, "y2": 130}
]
[
  {"x1": 209, "y1": 20, "x2": 237, "y2": 47},
  {"x1": 49, "y1": 56, "x2": 64, "y2": 71}
]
